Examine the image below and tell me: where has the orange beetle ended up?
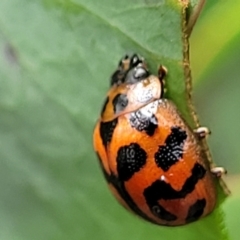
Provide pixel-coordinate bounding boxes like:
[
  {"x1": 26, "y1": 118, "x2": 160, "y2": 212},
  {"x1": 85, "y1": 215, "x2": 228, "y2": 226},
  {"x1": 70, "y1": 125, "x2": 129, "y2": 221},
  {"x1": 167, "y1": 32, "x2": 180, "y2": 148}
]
[{"x1": 93, "y1": 54, "x2": 224, "y2": 226}]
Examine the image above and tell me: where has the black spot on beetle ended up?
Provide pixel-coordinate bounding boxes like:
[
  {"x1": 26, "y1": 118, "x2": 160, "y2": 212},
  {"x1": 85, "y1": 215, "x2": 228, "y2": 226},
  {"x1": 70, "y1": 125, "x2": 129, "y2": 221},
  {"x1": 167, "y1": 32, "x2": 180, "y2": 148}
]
[
  {"x1": 144, "y1": 163, "x2": 206, "y2": 200},
  {"x1": 112, "y1": 94, "x2": 128, "y2": 115},
  {"x1": 186, "y1": 199, "x2": 206, "y2": 223},
  {"x1": 143, "y1": 163, "x2": 206, "y2": 221},
  {"x1": 183, "y1": 163, "x2": 206, "y2": 195},
  {"x1": 96, "y1": 152, "x2": 156, "y2": 224},
  {"x1": 155, "y1": 126, "x2": 187, "y2": 171},
  {"x1": 99, "y1": 118, "x2": 118, "y2": 147},
  {"x1": 129, "y1": 110, "x2": 158, "y2": 136},
  {"x1": 151, "y1": 205, "x2": 177, "y2": 221},
  {"x1": 117, "y1": 143, "x2": 147, "y2": 181}
]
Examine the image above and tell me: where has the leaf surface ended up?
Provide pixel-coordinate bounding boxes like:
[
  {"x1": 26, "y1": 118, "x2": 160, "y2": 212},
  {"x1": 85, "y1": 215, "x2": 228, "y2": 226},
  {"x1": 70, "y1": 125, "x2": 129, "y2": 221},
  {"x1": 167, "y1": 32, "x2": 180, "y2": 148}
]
[{"x1": 0, "y1": 1, "x2": 229, "y2": 239}]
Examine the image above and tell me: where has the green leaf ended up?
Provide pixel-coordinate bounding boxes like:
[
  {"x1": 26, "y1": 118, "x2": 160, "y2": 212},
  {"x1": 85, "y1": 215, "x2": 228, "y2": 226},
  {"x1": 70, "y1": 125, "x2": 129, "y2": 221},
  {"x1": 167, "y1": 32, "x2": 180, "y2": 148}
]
[
  {"x1": 0, "y1": 0, "x2": 229, "y2": 240},
  {"x1": 190, "y1": 0, "x2": 240, "y2": 81},
  {"x1": 223, "y1": 176, "x2": 240, "y2": 240}
]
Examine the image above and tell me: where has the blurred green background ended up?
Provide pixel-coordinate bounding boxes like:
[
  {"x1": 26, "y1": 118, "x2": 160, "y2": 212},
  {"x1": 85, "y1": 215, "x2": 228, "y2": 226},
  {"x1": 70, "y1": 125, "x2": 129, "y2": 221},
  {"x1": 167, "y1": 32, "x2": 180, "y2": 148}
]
[
  {"x1": 0, "y1": 0, "x2": 239, "y2": 240},
  {"x1": 191, "y1": 0, "x2": 240, "y2": 176},
  {"x1": 191, "y1": 1, "x2": 240, "y2": 238}
]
